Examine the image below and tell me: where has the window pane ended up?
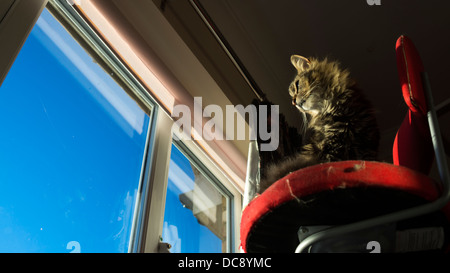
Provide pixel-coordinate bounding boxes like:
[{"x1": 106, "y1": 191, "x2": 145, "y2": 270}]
[
  {"x1": 0, "y1": 9, "x2": 150, "y2": 252},
  {"x1": 162, "y1": 144, "x2": 229, "y2": 253}
]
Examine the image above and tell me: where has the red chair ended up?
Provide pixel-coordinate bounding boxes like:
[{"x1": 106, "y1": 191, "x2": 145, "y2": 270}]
[{"x1": 240, "y1": 35, "x2": 450, "y2": 253}]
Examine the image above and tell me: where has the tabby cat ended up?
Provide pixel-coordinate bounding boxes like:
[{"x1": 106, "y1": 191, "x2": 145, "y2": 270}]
[{"x1": 259, "y1": 55, "x2": 380, "y2": 193}]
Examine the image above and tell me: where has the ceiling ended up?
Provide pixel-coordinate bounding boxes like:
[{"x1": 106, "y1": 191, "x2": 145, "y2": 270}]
[{"x1": 162, "y1": 0, "x2": 450, "y2": 162}]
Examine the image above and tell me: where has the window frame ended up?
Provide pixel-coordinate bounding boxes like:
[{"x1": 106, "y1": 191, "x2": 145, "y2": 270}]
[
  {"x1": 0, "y1": 0, "x2": 160, "y2": 253},
  {"x1": 47, "y1": 0, "x2": 161, "y2": 252},
  {"x1": 0, "y1": 0, "x2": 243, "y2": 253},
  {"x1": 170, "y1": 138, "x2": 235, "y2": 253},
  {"x1": 141, "y1": 113, "x2": 243, "y2": 253},
  {"x1": 170, "y1": 131, "x2": 243, "y2": 253}
]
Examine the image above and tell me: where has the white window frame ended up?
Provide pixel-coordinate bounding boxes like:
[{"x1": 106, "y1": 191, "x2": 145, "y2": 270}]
[
  {"x1": 0, "y1": 0, "x2": 244, "y2": 253},
  {"x1": 142, "y1": 112, "x2": 243, "y2": 253},
  {"x1": 0, "y1": 0, "x2": 159, "y2": 253},
  {"x1": 173, "y1": 136, "x2": 243, "y2": 253}
]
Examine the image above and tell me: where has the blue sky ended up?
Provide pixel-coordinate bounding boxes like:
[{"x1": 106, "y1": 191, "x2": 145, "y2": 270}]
[
  {"x1": 0, "y1": 8, "x2": 225, "y2": 253},
  {"x1": 0, "y1": 9, "x2": 150, "y2": 252},
  {"x1": 163, "y1": 144, "x2": 224, "y2": 253}
]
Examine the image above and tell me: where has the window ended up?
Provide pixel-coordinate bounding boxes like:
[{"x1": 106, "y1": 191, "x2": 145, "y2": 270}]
[
  {"x1": 162, "y1": 142, "x2": 233, "y2": 253},
  {"x1": 0, "y1": 1, "x2": 243, "y2": 253},
  {"x1": 0, "y1": 7, "x2": 153, "y2": 252}
]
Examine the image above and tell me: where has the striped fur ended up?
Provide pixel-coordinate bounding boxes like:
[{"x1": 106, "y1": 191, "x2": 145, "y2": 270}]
[{"x1": 260, "y1": 55, "x2": 380, "y2": 193}]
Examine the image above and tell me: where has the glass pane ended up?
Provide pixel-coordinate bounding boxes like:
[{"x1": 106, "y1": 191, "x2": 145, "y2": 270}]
[
  {"x1": 162, "y1": 144, "x2": 229, "y2": 253},
  {"x1": 0, "y1": 9, "x2": 150, "y2": 252}
]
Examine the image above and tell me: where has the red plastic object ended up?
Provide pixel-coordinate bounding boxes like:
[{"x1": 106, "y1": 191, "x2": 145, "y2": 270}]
[
  {"x1": 393, "y1": 35, "x2": 434, "y2": 174},
  {"x1": 240, "y1": 161, "x2": 444, "y2": 253},
  {"x1": 395, "y1": 35, "x2": 427, "y2": 115}
]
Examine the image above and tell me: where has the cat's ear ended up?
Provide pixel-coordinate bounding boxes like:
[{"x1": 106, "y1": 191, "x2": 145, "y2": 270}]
[{"x1": 291, "y1": 55, "x2": 310, "y2": 72}]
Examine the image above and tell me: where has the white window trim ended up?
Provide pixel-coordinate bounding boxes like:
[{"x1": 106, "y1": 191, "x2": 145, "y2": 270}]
[
  {"x1": 172, "y1": 130, "x2": 243, "y2": 253},
  {"x1": 142, "y1": 111, "x2": 243, "y2": 253},
  {"x1": 71, "y1": 0, "x2": 248, "y2": 192}
]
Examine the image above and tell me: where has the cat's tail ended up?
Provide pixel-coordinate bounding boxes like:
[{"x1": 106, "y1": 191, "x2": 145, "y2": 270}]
[{"x1": 259, "y1": 152, "x2": 318, "y2": 193}]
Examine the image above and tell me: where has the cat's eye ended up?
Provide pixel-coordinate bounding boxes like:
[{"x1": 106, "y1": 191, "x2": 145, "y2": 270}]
[{"x1": 295, "y1": 80, "x2": 300, "y2": 91}]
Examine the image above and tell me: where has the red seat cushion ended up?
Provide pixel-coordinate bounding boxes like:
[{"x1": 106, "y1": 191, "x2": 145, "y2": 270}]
[{"x1": 240, "y1": 161, "x2": 445, "y2": 253}]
